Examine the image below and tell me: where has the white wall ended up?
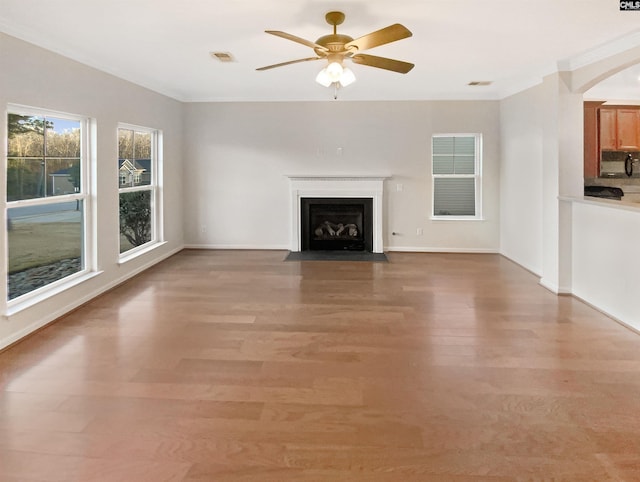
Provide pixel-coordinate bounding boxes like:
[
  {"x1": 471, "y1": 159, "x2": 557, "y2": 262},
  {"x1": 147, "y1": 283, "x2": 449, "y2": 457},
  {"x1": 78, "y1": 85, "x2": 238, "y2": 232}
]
[
  {"x1": 183, "y1": 101, "x2": 500, "y2": 252},
  {"x1": 499, "y1": 83, "x2": 544, "y2": 275},
  {"x1": 572, "y1": 200, "x2": 640, "y2": 332},
  {"x1": 499, "y1": 73, "x2": 583, "y2": 293},
  {"x1": 0, "y1": 33, "x2": 184, "y2": 349}
]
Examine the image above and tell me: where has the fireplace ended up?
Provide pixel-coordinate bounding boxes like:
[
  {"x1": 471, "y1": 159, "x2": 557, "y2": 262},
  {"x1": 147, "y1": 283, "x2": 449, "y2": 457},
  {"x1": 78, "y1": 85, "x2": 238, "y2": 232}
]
[
  {"x1": 301, "y1": 198, "x2": 373, "y2": 252},
  {"x1": 287, "y1": 175, "x2": 388, "y2": 253}
]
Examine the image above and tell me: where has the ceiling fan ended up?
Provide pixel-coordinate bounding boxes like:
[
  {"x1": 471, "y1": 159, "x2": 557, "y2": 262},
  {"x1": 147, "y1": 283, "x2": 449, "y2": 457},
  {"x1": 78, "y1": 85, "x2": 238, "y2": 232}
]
[{"x1": 256, "y1": 11, "x2": 414, "y2": 90}]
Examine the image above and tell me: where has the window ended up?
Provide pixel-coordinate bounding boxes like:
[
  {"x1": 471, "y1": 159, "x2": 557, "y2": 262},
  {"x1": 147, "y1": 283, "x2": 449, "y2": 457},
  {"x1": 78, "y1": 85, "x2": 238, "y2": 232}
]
[
  {"x1": 432, "y1": 134, "x2": 482, "y2": 219},
  {"x1": 5, "y1": 107, "x2": 91, "y2": 302},
  {"x1": 118, "y1": 124, "x2": 161, "y2": 256}
]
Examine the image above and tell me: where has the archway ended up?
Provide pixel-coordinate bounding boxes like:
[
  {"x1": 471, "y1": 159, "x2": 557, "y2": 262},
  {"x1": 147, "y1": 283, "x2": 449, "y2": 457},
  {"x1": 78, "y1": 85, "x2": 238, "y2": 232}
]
[{"x1": 576, "y1": 45, "x2": 640, "y2": 188}]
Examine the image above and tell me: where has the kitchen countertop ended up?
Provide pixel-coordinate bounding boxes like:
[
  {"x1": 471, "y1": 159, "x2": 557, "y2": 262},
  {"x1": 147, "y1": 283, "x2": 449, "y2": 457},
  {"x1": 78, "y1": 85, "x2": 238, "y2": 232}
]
[
  {"x1": 585, "y1": 177, "x2": 640, "y2": 202},
  {"x1": 562, "y1": 195, "x2": 640, "y2": 211},
  {"x1": 599, "y1": 173, "x2": 640, "y2": 179}
]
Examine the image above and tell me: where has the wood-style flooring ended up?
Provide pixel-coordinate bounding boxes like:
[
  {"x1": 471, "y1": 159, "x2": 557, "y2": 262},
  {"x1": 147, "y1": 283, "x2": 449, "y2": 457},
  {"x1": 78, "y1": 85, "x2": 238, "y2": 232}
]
[{"x1": 1, "y1": 250, "x2": 640, "y2": 481}]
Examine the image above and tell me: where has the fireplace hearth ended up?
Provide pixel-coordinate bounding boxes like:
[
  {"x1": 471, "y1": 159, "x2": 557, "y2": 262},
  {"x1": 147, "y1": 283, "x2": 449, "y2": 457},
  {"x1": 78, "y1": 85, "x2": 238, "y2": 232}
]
[{"x1": 301, "y1": 198, "x2": 373, "y2": 252}]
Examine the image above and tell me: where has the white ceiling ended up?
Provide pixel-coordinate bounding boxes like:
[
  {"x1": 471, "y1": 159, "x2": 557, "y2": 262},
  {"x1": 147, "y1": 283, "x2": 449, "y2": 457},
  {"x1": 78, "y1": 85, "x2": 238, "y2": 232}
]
[{"x1": 1, "y1": 0, "x2": 640, "y2": 102}]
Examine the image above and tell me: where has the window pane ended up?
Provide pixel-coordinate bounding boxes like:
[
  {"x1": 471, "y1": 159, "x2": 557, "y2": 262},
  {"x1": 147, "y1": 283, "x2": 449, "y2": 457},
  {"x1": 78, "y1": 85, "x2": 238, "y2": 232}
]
[
  {"x1": 6, "y1": 158, "x2": 46, "y2": 201},
  {"x1": 453, "y1": 137, "x2": 476, "y2": 174},
  {"x1": 134, "y1": 131, "x2": 151, "y2": 159},
  {"x1": 433, "y1": 178, "x2": 475, "y2": 216},
  {"x1": 433, "y1": 155, "x2": 454, "y2": 174},
  {"x1": 433, "y1": 137, "x2": 454, "y2": 156},
  {"x1": 49, "y1": 159, "x2": 81, "y2": 195},
  {"x1": 7, "y1": 114, "x2": 45, "y2": 157},
  {"x1": 7, "y1": 201, "x2": 84, "y2": 300},
  {"x1": 67, "y1": 159, "x2": 81, "y2": 193},
  {"x1": 120, "y1": 190, "x2": 152, "y2": 253},
  {"x1": 119, "y1": 160, "x2": 133, "y2": 188},
  {"x1": 134, "y1": 159, "x2": 152, "y2": 187},
  {"x1": 46, "y1": 117, "x2": 81, "y2": 157},
  {"x1": 118, "y1": 128, "x2": 134, "y2": 159},
  {"x1": 454, "y1": 155, "x2": 476, "y2": 174},
  {"x1": 454, "y1": 137, "x2": 475, "y2": 156},
  {"x1": 118, "y1": 129, "x2": 152, "y2": 187},
  {"x1": 433, "y1": 136, "x2": 476, "y2": 175},
  {"x1": 134, "y1": 131, "x2": 152, "y2": 186}
]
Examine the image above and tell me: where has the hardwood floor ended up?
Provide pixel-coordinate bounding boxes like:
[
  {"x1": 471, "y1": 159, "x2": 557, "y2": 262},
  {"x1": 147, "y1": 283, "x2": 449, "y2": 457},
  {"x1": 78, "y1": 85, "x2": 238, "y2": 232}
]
[{"x1": 2, "y1": 249, "x2": 640, "y2": 481}]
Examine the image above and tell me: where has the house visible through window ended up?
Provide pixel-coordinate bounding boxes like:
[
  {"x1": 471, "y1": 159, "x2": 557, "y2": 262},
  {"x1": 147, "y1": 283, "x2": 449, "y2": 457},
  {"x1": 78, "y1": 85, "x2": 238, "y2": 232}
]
[
  {"x1": 5, "y1": 107, "x2": 90, "y2": 301},
  {"x1": 118, "y1": 125, "x2": 161, "y2": 255},
  {"x1": 432, "y1": 134, "x2": 482, "y2": 219}
]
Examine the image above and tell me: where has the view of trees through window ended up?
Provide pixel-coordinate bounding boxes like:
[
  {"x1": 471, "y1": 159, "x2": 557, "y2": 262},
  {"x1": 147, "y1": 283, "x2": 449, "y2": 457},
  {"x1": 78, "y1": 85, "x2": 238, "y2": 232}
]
[
  {"x1": 5, "y1": 114, "x2": 160, "y2": 300},
  {"x1": 6, "y1": 112, "x2": 85, "y2": 300},
  {"x1": 7, "y1": 115, "x2": 81, "y2": 201},
  {"x1": 118, "y1": 126, "x2": 155, "y2": 254}
]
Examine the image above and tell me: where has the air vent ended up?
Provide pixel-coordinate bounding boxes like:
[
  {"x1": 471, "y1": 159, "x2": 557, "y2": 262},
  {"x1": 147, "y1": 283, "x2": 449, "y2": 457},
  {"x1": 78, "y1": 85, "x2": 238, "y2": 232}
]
[
  {"x1": 468, "y1": 81, "x2": 492, "y2": 86},
  {"x1": 210, "y1": 52, "x2": 235, "y2": 62}
]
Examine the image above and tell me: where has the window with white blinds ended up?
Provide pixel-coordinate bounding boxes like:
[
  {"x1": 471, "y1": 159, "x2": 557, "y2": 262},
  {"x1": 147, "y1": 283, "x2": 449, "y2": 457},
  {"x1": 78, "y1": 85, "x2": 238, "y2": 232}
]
[{"x1": 432, "y1": 134, "x2": 481, "y2": 219}]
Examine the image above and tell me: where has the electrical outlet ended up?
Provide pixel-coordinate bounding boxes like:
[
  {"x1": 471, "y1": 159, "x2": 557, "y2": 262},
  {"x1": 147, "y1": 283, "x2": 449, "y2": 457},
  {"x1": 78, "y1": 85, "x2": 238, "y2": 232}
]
[
  {"x1": 417, "y1": 228, "x2": 423, "y2": 235},
  {"x1": 396, "y1": 183, "x2": 403, "y2": 192},
  {"x1": 201, "y1": 225, "x2": 207, "y2": 233}
]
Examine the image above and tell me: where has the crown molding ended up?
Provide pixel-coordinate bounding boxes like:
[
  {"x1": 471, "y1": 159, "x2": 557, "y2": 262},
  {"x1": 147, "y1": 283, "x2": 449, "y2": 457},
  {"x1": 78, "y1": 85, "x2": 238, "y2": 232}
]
[{"x1": 558, "y1": 29, "x2": 640, "y2": 72}]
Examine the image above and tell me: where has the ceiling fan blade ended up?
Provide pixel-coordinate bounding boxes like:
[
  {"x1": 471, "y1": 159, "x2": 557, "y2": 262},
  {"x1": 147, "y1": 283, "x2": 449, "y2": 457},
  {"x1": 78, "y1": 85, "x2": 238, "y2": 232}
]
[
  {"x1": 256, "y1": 57, "x2": 322, "y2": 71},
  {"x1": 345, "y1": 24, "x2": 412, "y2": 52},
  {"x1": 265, "y1": 30, "x2": 329, "y2": 52},
  {"x1": 351, "y1": 54, "x2": 414, "y2": 74}
]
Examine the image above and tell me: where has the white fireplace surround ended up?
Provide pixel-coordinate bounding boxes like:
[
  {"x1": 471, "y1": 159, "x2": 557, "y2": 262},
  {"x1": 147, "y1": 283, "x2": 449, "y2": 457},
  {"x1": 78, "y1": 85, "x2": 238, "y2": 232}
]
[{"x1": 287, "y1": 175, "x2": 389, "y2": 253}]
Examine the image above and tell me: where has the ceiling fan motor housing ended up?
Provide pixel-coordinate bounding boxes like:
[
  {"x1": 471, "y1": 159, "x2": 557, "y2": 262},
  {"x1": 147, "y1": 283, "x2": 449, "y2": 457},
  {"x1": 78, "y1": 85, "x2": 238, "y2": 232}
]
[{"x1": 315, "y1": 34, "x2": 355, "y2": 56}]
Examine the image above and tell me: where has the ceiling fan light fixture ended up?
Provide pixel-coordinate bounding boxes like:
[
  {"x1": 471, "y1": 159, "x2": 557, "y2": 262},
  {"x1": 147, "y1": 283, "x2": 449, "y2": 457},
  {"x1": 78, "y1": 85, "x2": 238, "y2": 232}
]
[
  {"x1": 316, "y1": 63, "x2": 356, "y2": 88},
  {"x1": 339, "y1": 67, "x2": 356, "y2": 87},
  {"x1": 326, "y1": 61, "x2": 344, "y2": 82},
  {"x1": 315, "y1": 68, "x2": 333, "y2": 87}
]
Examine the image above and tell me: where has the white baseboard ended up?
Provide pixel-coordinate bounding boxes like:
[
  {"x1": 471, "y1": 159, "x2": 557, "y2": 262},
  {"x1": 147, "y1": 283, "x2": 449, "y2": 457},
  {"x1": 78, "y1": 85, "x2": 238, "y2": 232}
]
[
  {"x1": 185, "y1": 244, "x2": 498, "y2": 254},
  {"x1": 184, "y1": 244, "x2": 289, "y2": 250},
  {"x1": 539, "y1": 278, "x2": 559, "y2": 294},
  {"x1": 386, "y1": 246, "x2": 499, "y2": 253},
  {"x1": 571, "y1": 294, "x2": 640, "y2": 336},
  {"x1": 498, "y1": 252, "x2": 542, "y2": 278},
  {"x1": 539, "y1": 278, "x2": 572, "y2": 295}
]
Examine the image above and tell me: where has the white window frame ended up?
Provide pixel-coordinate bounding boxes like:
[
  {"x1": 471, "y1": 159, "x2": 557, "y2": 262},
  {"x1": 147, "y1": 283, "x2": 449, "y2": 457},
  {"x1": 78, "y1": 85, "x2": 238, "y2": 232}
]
[
  {"x1": 431, "y1": 133, "x2": 483, "y2": 220},
  {"x1": 4, "y1": 104, "x2": 97, "y2": 313},
  {"x1": 117, "y1": 123, "x2": 163, "y2": 262}
]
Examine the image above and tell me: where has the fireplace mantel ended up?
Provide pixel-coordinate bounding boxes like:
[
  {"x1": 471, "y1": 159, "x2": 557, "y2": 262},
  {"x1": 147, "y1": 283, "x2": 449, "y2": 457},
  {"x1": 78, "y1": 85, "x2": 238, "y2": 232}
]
[
  {"x1": 287, "y1": 175, "x2": 390, "y2": 183},
  {"x1": 287, "y1": 175, "x2": 389, "y2": 253}
]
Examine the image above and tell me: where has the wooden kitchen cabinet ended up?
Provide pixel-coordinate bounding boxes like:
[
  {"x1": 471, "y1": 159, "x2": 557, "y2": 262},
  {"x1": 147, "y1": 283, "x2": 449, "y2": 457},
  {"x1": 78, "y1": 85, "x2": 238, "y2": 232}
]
[
  {"x1": 584, "y1": 101, "x2": 602, "y2": 178},
  {"x1": 617, "y1": 109, "x2": 640, "y2": 150},
  {"x1": 599, "y1": 108, "x2": 617, "y2": 151},
  {"x1": 599, "y1": 106, "x2": 640, "y2": 151}
]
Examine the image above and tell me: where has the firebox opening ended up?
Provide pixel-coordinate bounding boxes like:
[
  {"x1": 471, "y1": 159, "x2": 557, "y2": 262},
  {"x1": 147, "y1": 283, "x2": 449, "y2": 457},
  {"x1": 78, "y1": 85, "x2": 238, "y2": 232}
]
[{"x1": 301, "y1": 198, "x2": 373, "y2": 252}]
